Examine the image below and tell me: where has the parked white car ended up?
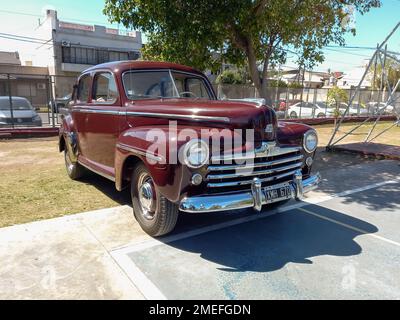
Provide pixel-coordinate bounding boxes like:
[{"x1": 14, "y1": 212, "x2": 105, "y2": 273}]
[{"x1": 288, "y1": 102, "x2": 334, "y2": 119}]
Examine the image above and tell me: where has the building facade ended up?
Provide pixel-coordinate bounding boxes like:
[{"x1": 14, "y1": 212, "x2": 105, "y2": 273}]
[
  {"x1": 0, "y1": 52, "x2": 50, "y2": 108},
  {"x1": 35, "y1": 9, "x2": 142, "y2": 98}
]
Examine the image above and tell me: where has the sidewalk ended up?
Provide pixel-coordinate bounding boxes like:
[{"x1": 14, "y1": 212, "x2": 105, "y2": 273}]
[{"x1": 0, "y1": 205, "x2": 150, "y2": 300}]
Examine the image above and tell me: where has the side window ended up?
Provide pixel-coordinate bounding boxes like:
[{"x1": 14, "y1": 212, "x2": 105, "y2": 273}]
[
  {"x1": 92, "y1": 72, "x2": 119, "y2": 103},
  {"x1": 187, "y1": 78, "x2": 208, "y2": 98},
  {"x1": 77, "y1": 75, "x2": 91, "y2": 103}
]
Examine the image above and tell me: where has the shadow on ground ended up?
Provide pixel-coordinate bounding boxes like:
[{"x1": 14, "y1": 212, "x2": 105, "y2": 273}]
[
  {"x1": 80, "y1": 172, "x2": 131, "y2": 206},
  {"x1": 154, "y1": 204, "x2": 379, "y2": 273}
]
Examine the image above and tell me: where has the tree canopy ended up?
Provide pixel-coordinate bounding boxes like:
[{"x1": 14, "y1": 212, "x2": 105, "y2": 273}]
[{"x1": 104, "y1": 0, "x2": 381, "y2": 101}]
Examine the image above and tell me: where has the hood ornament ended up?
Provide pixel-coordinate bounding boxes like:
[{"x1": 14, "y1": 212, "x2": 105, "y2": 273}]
[{"x1": 255, "y1": 141, "x2": 277, "y2": 157}]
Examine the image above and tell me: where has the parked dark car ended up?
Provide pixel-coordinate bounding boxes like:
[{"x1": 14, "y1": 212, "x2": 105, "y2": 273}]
[
  {"x1": 0, "y1": 96, "x2": 42, "y2": 127},
  {"x1": 59, "y1": 61, "x2": 320, "y2": 236},
  {"x1": 49, "y1": 94, "x2": 72, "y2": 113}
]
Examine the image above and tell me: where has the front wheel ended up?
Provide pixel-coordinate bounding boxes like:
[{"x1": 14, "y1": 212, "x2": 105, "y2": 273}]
[
  {"x1": 131, "y1": 163, "x2": 179, "y2": 237},
  {"x1": 290, "y1": 111, "x2": 298, "y2": 119}
]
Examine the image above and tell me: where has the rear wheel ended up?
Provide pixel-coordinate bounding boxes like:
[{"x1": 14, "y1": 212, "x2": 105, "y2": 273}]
[
  {"x1": 317, "y1": 113, "x2": 326, "y2": 118},
  {"x1": 131, "y1": 163, "x2": 179, "y2": 237},
  {"x1": 64, "y1": 147, "x2": 85, "y2": 180}
]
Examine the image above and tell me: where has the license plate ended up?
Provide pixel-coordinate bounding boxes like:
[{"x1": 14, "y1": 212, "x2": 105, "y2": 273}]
[{"x1": 263, "y1": 183, "x2": 293, "y2": 204}]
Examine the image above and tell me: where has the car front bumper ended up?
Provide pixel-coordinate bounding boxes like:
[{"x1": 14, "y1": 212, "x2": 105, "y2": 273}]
[{"x1": 179, "y1": 171, "x2": 321, "y2": 213}]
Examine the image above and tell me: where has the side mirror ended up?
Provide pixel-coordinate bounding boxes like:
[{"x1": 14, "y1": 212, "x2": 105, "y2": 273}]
[{"x1": 35, "y1": 106, "x2": 40, "y2": 111}]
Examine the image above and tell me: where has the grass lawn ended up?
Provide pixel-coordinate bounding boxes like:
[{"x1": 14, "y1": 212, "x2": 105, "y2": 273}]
[
  {"x1": 0, "y1": 137, "x2": 129, "y2": 228},
  {"x1": 316, "y1": 121, "x2": 400, "y2": 147},
  {"x1": 0, "y1": 120, "x2": 398, "y2": 228}
]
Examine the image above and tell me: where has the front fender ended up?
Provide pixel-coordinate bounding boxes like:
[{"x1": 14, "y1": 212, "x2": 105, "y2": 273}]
[
  {"x1": 277, "y1": 121, "x2": 313, "y2": 145},
  {"x1": 115, "y1": 125, "x2": 192, "y2": 202}
]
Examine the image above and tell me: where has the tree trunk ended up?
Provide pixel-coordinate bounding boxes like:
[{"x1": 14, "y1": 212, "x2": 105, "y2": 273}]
[
  {"x1": 246, "y1": 42, "x2": 261, "y2": 96},
  {"x1": 261, "y1": 56, "x2": 271, "y2": 105}
]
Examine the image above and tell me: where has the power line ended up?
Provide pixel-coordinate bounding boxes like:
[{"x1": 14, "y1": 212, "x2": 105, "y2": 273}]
[{"x1": 0, "y1": 32, "x2": 50, "y2": 43}]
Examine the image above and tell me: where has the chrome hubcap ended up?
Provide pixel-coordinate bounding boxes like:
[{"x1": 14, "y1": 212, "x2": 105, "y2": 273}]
[{"x1": 138, "y1": 174, "x2": 156, "y2": 220}]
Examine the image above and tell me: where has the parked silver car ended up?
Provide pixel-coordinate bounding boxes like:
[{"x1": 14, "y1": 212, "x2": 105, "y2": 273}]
[{"x1": 0, "y1": 97, "x2": 42, "y2": 127}]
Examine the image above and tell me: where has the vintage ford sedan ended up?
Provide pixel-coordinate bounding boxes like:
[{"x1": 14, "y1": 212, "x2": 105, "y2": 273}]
[{"x1": 59, "y1": 61, "x2": 320, "y2": 236}]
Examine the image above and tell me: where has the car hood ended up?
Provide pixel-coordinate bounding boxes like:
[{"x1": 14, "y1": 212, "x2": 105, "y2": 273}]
[
  {"x1": 0, "y1": 110, "x2": 36, "y2": 118},
  {"x1": 126, "y1": 99, "x2": 278, "y2": 142}
]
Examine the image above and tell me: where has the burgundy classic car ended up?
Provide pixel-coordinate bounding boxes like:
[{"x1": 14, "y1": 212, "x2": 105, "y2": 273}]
[{"x1": 59, "y1": 61, "x2": 320, "y2": 236}]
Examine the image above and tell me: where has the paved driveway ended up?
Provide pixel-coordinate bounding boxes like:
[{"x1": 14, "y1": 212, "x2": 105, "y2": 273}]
[{"x1": 0, "y1": 156, "x2": 399, "y2": 299}]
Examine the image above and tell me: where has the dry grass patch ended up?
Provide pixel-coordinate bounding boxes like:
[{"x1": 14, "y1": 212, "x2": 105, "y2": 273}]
[
  {"x1": 315, "y1": 121, "x2": 400, "y2": 147},
  {"x1": 0, "y1": 137, "x2": 127, "y2": 228}
]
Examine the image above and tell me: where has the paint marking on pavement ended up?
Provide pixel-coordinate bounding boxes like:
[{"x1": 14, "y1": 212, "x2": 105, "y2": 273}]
[
  {"x1": 110, "y1": 250, "x2": 167, "y2": 300},
  {"x1": 111, "y1": 179, "x2": 400, "y2": 300},
  {"x1": 298, "y1": 207, "x2": 400, "y2": 248}
]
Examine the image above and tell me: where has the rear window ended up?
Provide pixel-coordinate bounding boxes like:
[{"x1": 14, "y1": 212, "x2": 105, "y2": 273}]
[{"x1": 0, "y1": 98, "x2": 33, "y2": 110}]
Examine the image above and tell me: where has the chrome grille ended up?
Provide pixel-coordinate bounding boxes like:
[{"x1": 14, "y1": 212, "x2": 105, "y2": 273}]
[{"x1": 206, "y1": 147, "x2": 304, "y2": 191}]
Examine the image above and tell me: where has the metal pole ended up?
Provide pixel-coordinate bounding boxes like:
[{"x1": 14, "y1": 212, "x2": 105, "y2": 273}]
[
  {"x1": 49, "y1": 75, "x2": 55, "y2": 128},
  {"x1": 327, "y1": 22, "x2": 400, "y2": 147},
  {"x1": 7, "y1": 74, "x2": 15, "y2": 129},
  {"x1": 332, "y1": 79, "x2": 400, "y2": 146},
  {"x1": 365, "y1": 79, "x2": 400, "y2": 142},
  {"x1": 368, "y1": 121, "x2": 400, "y2": 142}
]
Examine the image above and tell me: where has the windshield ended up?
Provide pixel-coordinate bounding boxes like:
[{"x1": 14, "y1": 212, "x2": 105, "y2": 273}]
[
  {"x1": 0, "y1": 98, "x2": 33, "y2": 110},
  {"x1": 122, "y1": 70, "x2": 213, "y2": 100}
]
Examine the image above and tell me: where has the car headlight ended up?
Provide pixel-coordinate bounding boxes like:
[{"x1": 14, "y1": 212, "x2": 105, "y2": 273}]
[
  {"x1": 33, "y1": 115, "x2": 41, "y2": 122},
  {"x1": 182, "y1": 139, "x2": 209, "y2": 168},
  {"x1": 303, "y1": 130, "x2": 318, "y2": 153}
]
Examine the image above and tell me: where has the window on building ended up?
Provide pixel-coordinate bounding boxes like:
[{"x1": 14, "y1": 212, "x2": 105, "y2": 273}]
[
  {"x1": 92, "y1": 73, "x2": 118, "y2": 103},
  {"x1": 62, "y1": 46, "x2": 137, "y2": 65},
  {"x1": 77, "y1": 74, "x2": 91, "y2": 103}
]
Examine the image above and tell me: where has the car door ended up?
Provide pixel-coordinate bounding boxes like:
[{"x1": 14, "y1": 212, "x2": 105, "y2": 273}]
[
  {"x1": 84, "y1": 71, "x2": 122, "y2": 170},
  {"x1": 72, "y1": 73, "x2": 92, "y2": 160}
]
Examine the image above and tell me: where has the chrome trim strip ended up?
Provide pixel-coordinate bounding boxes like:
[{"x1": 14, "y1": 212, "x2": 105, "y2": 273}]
[
  {"x1": 116, "y1": 143, "x2": 164, "y2": 162},
  {"x1": 78, "y1": 161, "x2": 116, "y2": 182},
  {"x1": 125, "y1": 111, "x2": 230, "y2": 123},
  {"x1": 211, "y1": 145, "x2": 302, "y2": 161},
  {"x1": 206, "y1": 162, "x2": 303, "y2": 180},
  {"x1": 180, "y1": 173, "x2": 321, "y2": 213},
  {"x1": 207, "y1": 169, "x2": 299, "y2": 188},
  {"x1": 71, "y1": 108, "x2": 230, "y2": 123},
  {"x1": 72, "y1": 108, "x2": 121, "y2": 115},
  {"x1": 208, "y1": 154, "x2": 304, "y2": 172}
]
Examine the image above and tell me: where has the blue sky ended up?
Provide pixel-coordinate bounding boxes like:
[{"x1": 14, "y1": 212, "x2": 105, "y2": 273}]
[{"x1": 0, "y1": 0, "x2": 399, "y2": 73}]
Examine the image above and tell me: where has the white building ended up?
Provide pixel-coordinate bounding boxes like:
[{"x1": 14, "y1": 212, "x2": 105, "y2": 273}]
[
  {"x1": 35, "y1": 9, "x2": 142, "y2": 97},
  {"x1": 336, "y1": 65, "x2": 371, "y2": 89}
]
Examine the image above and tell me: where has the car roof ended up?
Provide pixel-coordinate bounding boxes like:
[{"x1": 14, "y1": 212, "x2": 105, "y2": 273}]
[
  {"x1": 83, "y1": 60, "x2": 204, "y2": 76},
  {"x1": 0, "y1": 96, "x2": 29, "y2": 101}
]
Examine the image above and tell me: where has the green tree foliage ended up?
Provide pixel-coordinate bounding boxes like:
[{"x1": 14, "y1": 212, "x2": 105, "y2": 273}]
[
  {"x1": 215, "y1": 70, "x2": 245, "y2": 85},
  {"x1": 104, "y1": 0, "x2": 381, "y2": 101},
  {"x1": 327, "y1": 86, "x2": 349, "y2": 118}
]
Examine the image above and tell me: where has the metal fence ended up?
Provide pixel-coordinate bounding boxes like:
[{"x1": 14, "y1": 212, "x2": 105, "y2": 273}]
[
  {"x1": 214, "y1": 84, "x2": 400, "y2": 120},
  {"x1": 1, "y1": 73, "x2": 399, "y2": 129},
  {"x1": 0, "y1": 73, "x2": 76, "y2": 129}
]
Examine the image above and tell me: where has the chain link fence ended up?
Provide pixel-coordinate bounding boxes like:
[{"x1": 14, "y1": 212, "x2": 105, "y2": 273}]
[{"x1": 1, "y1": 73, "x2": 399, "y2": 129}]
